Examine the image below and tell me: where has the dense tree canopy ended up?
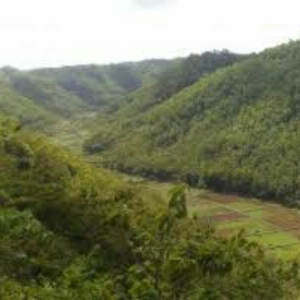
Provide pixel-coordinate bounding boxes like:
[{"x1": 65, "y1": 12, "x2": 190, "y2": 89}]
[
  {"x1": 86, "y1": 40, "x2": 300, "y2": 206},
  {"x1": 2, "y1": 41, "x2": 300, "y2": 298},
  {"x1": 0, "y1": 121, "x2": 299, "y2": 298}
]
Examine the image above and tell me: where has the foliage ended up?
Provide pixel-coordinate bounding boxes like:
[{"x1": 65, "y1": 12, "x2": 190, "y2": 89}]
[
  {"x1": 0, "y1": 59, "x2": 176, "y2": 133},
  {"x1": 2, "y1": 42, "x2": 300, "y2": 298},
  {"x1": 0, "y1": 122, "x2": 298, "y2": 298},
  {"x1": 28, "y1": 59, "x2": 174, "y2": 110},
  {"x1": 86, "y1": 40, "x2": 300, "y2": 206},
  {"x1": 0, "y1": 72, "x2": 58, "y2": 131}
]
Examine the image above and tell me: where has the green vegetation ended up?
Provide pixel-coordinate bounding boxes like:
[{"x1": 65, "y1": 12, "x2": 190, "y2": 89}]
[
  {"x1": 131, "y1": 178, "x2": 300, "y2": 259},
  {"x1": 3, "y1": 41, "x2": 300, "y2": 298},
  {"x1": 0, "y1": 51, "x2": 244, "y2": 131},
  {"x1": 112, "y1": 50, "x2": 246, "y2": 116},
  {"x1": 86, "y1": 40, "x2": 300, "y2": 207},
  {"x1": 0, "y1": 73, "x2": 58, "y2": 130},
  {"x1": 0, "y1": 59, "x2": 177, "y2": 131},
  {"x1": 0, "y1": 59, "x2": 179, "y2": 140},
  {"x1": 2, "y1": 67, "x2": 88, "y2": 118},
  {"x1": 0, "y1": 120, "x2": 299, "y2": 298},
  {"x1": 28, "y1": 59, "x2": 175, "y2": 111}
]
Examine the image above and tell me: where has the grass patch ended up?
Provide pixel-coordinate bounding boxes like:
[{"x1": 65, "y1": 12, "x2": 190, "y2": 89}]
[{"x1": 132, "y1": 179, "x2": 300, "y2": 259}]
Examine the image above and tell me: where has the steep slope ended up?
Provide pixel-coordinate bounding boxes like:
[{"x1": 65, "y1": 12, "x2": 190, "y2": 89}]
[
  {"x1": 29, "y1": 59, "x2": 175, "y2": 111},
  {"x1": 0, "y1": 121, "x2": 299, "y2": 299},
  {"x1": 2, "y1": 67, "x2": 89, "y2": 118},
  {"x1": 0, "y1": 73, "x2": 58, "y2": 130},
  {"x1": 112, "y1": 50, "x2": 248, "y2": 116},
  {"x1": 1, "y1": 53, "x2": 242, "y2": 135},
  {"x1": 85, "y1": 40, "x2": 300, "y2": 206},
  {"x1": 0, "y1": 59, "x2": 175, "y2": 126},
  {"x1": 0, "y1": 59, "x2": 181, "y2": 144}
]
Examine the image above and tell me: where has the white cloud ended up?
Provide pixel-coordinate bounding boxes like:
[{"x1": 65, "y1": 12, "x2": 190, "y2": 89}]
[
  {"x1": 0, "y1": 0, "x2": 298, "y2": 69},
  {"x1": 132, "y1": 0, "x2": 174, "y2": 9}
]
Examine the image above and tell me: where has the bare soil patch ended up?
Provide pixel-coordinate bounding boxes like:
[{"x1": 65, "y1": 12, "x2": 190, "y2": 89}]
[
  {"x1": 205, "y1": 211, "x2": 248, "y2": 223},
  {"x1": 203, "y1": 192, "x2": 241, "y2": 204},
  {"x1": 265, "y1": 208, "x2": 300, "y2": 231}
]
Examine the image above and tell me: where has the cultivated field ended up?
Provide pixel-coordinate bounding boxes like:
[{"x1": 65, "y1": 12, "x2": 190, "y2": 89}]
[{"x1": 134, "y1": 179, "x2": 300, "y2": 260}]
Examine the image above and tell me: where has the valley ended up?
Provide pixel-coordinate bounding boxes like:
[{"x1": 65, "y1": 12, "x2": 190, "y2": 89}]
[
  {"x1": 51, "y1": 111, "x2": 300, "y2": 260},
  {"x1": 1, "y1": 42, "x2": 300, "y2": 298}
]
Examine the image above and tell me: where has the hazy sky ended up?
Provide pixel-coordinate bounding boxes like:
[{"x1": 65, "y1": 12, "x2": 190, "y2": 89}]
[{"x1": 0, "y1": 0, "x2": 299, "y2": 69}]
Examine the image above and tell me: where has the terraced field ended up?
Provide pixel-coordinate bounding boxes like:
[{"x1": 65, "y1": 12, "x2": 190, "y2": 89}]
[{"x1": 132, "y1": 178, "x2": 300, "y2": 260}]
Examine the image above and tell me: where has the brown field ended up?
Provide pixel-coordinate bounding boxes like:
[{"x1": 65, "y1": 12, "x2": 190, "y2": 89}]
[
  {"x1": 202, "y1": 192, "x2": 241, "y2": 204},
  {"x1": 130, "y1": 178, "x2": 300, "y2": 259},
  {"x1": 209, "y1": 211, "x2": 248, "y2": 223}
]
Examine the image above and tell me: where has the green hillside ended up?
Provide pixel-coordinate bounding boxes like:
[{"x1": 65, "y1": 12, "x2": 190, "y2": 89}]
[
  {"x1": 30, "y1": 59, "x2": 175, "y2": 111},
  {"x1": 85, "y1": 41, "x2": 300, "y2": 206},
  {"x1": 113, "y1": 50, "x2": 247, "y2": 116},
  {"x1": 0, "y1": 120, "x2": 299, "y2": 299},
  {"x1": 2, "y1": 43, "x2": 300, "y2": 298},
  {"x1": 0, "y1": 73, "x2": 58, "y2": 130},
  {"x1": 0, "y1": 53, "x2": 242, "y2": 133},
  {"x1": 0, "y1": 59, "x2": 175, "y2": 132},
  {"x1": 2, "y1": 68, "x2": 88, "y2": 118}
]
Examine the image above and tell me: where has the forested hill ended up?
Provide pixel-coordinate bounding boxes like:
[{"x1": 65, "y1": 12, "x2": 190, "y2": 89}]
[
  {"x1": 0, "y1": 59, "x2": 175, "y2": 121},
  {"x1": 29, "y1": 59, "x2": 174, "y2": 109},
  {"x1": 85, "y1": 40, "x2": 300, "y2": 206},
  {"x1": 0, "y1": 72, "x2": 58, "y2": 130},
  {"x1": 0, "y1": 119, "x2": 299, "y2": 299},
  {"x1": 113, "y1": 50, "x2": 248, "y2": 115},
  {"x1": 1, "y1": 44, "x2": 300, "y2": 298},
  {"x1": 0, "y1": 51, "x2": 244, "y2": 133}
]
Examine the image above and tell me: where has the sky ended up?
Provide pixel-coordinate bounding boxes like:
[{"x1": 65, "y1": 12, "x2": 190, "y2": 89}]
[{"x1": 0, "y1": 0, "x2": 299, "y2": 69}]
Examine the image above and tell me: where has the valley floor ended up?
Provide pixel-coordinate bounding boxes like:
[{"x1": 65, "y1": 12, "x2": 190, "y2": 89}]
[{"x1": 121, "y1": 175, "x2": 300, "y2": 260}]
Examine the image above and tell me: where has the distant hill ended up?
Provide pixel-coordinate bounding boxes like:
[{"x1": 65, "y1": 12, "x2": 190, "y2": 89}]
[
  {"x1": 0, "y1": 59, "x2": 176, "y2": 131},
  {"x1": 28, "y1": 59, "x2": 175, "y2": 110},
  {"x1": 114, "y1": 50, "x2": 248, "y2": 115},
  {"x1": 85, "y1": 41, "x2": 300, "y2": 206},
  {"x1": 0, "y1": 53, "x2": 243, "y2": 129},
  {"x1": 0, "y1": 72, "x2": 58, "y2": 130},
  {"x1": 1, "y1": 67, "x2": 88, "y2": 118}
]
